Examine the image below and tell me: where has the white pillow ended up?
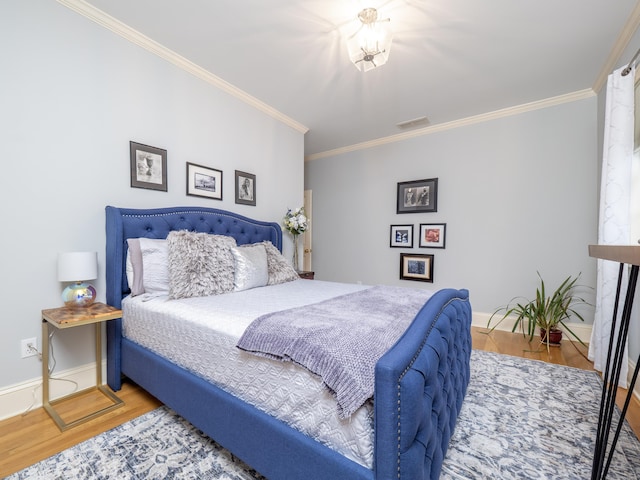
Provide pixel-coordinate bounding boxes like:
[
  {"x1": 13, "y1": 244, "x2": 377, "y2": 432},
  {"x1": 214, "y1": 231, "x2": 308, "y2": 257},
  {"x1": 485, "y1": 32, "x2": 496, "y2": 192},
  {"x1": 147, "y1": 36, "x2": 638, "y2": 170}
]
[
  {"x1": 126, "y1": 238, "x2": 145, "y2": 296},
  {"x1": 125, "y1": 249, "x2": 134, "y2": 288},
  {"x1": 139, "y1": 238, "x2": 169, "y2": 295},
  {"x1": 232, "y1": 244, "x2": 269, "y2": 292}
]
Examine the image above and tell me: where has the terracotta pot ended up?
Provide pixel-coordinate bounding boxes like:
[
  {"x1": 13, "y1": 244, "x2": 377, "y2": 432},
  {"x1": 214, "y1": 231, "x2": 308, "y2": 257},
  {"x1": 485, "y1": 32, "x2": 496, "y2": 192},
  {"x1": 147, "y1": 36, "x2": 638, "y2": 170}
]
[{"x1": 540, "y1": 328, "x2": 562, "y2": 345}]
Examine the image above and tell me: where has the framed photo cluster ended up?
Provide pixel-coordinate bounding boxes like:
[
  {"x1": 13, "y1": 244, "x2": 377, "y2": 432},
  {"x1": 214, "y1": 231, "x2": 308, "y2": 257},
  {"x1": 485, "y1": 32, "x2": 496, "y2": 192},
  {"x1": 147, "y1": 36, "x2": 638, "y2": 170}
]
[
  {"x1": 391, "y1": 224, "x2": 446, "y2": 283},
  {"x1": 390, "y1": 223, "x2": 446, "y2": 249},
  {"x1": 392, "y1": 177, "x2": 444, "y2": 282},
  {"x1": 129, "y1": 141, "x2": 257, "y2": 206},
  {"x1": 391, "y1": 223, "x2": 446, "y2": 283}
]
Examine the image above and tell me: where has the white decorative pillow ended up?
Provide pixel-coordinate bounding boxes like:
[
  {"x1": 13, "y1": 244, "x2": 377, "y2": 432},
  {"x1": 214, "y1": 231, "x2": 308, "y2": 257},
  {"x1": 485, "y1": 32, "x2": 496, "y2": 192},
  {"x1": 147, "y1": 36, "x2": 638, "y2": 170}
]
[
  {"x1": 125, "y1": 245, "x2": 134, "y2": 289},
  {"x1": 126, "y1": 238, "x2": 145, "y2": 296},
  {"x1": 232, "y1": 244, "x2": 269, "y2": 292},
  {"x1": 167, "y1": 230, "x2": 237, "y2": 299},
  {"x1": 261, "y1": 241, "x2": 300, "y2": 285},
  {"x1": 139, "y1": 238, "x2": 169, "y2": 295}
]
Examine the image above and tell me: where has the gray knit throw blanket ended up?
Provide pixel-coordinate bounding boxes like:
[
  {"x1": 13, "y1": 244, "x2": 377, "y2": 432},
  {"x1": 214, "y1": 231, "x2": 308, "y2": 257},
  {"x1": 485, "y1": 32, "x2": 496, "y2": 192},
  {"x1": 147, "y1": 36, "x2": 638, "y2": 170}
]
[{"x1": 236, "y1": 285, "x2": 433, "y2": 418}]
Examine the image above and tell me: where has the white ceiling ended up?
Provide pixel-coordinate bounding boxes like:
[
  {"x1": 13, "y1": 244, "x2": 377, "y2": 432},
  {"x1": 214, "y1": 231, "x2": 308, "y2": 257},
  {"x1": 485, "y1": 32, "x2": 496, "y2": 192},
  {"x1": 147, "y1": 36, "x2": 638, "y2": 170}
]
[{"x1": 79, "y1": 0, "x2": 640, "y2": 158}]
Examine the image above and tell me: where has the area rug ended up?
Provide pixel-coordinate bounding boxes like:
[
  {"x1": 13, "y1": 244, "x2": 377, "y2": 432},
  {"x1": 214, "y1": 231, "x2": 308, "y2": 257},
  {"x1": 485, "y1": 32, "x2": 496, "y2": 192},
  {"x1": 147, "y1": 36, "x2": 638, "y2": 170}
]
[
  {"x1": 9, "y1": 350, "x2": 640, "y2": 479},
  {"x1": 441, "y1": 351, "x2": 639, "y2": 480}
]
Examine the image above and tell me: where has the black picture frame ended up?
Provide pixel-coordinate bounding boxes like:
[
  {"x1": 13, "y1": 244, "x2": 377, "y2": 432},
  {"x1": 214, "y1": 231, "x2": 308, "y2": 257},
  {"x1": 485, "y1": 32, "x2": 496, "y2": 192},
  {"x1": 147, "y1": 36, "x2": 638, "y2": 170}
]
[
  {"x1": 400, "y1": 253, "x2": 434, "y2": 282},
  {"x1": 186, "y1": 162, "x2": 223, "y2": 200},
  {"x1": 419, "y1": 223, "x2": 446, "y2": 248},
  {"x1": 235, "y1": 170, "x2": 256, "y2": 206},
  {"x1": 397, "y1": 178, "x2": 438, "y2": 213},
  {"x1": 390, "y1": 225, "x2": 414, "y2": 248},
  {"x1": 130, "y1": 141, "x2": 167, "y2": 191}
]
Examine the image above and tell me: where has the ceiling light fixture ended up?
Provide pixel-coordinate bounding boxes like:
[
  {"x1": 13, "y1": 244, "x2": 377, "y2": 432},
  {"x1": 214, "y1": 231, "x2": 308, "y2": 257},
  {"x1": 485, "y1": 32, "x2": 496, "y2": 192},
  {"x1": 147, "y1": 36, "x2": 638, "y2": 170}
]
[{"x1": 347, "y1": 7, "x2": 392, "y2": 72}]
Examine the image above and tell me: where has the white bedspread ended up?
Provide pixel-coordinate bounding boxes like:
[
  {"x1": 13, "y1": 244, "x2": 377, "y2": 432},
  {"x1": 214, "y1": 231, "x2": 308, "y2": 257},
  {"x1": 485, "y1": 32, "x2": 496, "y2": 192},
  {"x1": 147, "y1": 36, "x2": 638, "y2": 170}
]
[{"x1": 122, "y1": 279, "x2": 374, "y2": 468}]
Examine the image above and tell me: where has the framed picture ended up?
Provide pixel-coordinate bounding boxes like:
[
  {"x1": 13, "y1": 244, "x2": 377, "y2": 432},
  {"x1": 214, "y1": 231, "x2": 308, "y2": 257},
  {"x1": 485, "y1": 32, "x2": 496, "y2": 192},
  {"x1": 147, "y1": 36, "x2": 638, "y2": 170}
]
[
  {"x1": 390, "y1": 225, "x2": 414, "y2": 248},
  {"x1": 235, "y1": 170, "x2": 256, "y2": 206},
  {"x1": 130, "y1": 141, "x2": 167, "y2": 191},
  {"x1": 397, "y1": 178, "x2": 438, "y2": 213},
  {"x1": 419, "y1": 223, "x2": 446, "y2": 248},
  {"x1": 400, "y1": 253, "x2": 434, "y2": 283},
  {"x1": 186, "y1": 162, "x2": 222, "y2": 200}
]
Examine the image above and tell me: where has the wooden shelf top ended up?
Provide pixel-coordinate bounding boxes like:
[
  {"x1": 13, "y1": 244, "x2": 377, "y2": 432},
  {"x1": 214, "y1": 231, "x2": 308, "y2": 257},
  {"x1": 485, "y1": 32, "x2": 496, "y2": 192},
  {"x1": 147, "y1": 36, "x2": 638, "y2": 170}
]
[
  {"x1": 42, "y1": 302, "x2": 121, "y2": 328},
  {"x1": 589, "y1": 245, "x2": 640, "y2": 266}
]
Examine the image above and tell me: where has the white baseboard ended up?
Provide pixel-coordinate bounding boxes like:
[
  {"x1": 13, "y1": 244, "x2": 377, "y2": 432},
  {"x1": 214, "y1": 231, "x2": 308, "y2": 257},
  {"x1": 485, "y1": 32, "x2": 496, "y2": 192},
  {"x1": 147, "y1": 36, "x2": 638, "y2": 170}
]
[
  {"x1": 0, "y1": 361, "x2": 106, "y2": 421},
  {"x1": 472, "y1": 311, "x2": 593, "y2": 343}
]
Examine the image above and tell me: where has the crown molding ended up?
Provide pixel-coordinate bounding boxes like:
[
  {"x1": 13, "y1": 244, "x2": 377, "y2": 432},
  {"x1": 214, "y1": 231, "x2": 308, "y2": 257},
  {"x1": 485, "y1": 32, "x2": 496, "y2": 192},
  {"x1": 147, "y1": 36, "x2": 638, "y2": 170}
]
[
  {"x1": 592, "y1": 1, "x2": 640, "y2": 94},
  {"x1": 56, "y1": 0, "x2": 309, "y2": 135},
  {"x1": 56, "y1": 0, "x2": 619, "y2": 161},
  {"x1": 305, "y1": 89, "x2": 596, "y2": 162}
]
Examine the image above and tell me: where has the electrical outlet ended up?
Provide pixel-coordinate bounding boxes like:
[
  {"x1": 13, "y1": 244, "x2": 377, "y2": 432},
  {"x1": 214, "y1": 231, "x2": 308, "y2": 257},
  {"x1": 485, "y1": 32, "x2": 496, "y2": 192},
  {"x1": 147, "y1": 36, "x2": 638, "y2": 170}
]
[{"x1": 21, "y1": 337, "x2": 38, "y2": 358}]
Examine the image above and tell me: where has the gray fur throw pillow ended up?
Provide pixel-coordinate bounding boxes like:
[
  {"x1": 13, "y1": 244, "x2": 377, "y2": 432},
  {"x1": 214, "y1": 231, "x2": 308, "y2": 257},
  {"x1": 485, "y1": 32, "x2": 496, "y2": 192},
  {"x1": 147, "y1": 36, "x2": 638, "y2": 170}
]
[
  {"x1": 261, "y1": 241, "x2": 300, "y2": 285},
  {"x1": 167, "y1": 230, "x2": 237, "y2": 299}
]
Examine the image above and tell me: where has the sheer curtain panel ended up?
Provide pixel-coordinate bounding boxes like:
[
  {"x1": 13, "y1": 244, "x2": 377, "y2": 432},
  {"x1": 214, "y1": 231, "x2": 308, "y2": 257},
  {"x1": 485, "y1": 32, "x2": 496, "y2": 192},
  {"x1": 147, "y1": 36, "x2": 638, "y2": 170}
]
[{"x1": 589, "y1": 65, "x2": 635, "y2": 388}]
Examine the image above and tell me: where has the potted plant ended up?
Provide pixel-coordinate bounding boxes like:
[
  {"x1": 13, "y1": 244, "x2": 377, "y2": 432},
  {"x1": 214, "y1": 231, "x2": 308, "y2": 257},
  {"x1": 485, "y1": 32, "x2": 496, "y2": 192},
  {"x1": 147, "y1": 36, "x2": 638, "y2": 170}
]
[{"x1": 488, "y1": 273, "x2": 590, "y2": 348}]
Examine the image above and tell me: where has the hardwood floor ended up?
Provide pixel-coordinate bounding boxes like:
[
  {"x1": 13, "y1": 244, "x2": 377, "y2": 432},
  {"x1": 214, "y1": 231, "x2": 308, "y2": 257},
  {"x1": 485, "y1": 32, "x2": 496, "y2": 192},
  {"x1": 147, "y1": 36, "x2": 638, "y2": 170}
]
[
  {"x1": 0, "y1": 381, "x2": 161, "y2": 478},
  {"x1": 1, "y1": 327, "x2": 638, "y2": 477}
]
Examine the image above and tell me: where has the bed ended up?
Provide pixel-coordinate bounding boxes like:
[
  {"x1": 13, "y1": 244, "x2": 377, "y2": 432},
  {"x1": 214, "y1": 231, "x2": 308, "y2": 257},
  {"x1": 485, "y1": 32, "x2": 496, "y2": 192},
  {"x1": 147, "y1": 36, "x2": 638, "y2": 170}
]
[{"x1": 105, "y1": 205, "x2": 472, "y2": 480}]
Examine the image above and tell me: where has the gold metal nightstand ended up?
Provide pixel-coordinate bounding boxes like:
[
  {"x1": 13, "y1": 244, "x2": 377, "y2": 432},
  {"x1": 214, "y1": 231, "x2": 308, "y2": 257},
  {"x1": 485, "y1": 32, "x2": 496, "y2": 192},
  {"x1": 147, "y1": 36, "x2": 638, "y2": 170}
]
[{"x1": 41, "y1": 302, "x2": 124, "y2": 431}]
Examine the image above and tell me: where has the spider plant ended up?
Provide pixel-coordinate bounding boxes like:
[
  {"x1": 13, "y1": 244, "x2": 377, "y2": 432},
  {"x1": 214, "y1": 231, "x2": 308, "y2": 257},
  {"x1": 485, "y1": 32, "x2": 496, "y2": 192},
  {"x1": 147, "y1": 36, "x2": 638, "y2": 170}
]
[{"x1": 488, "y1": 273, "x2": 590, "y2": 348}]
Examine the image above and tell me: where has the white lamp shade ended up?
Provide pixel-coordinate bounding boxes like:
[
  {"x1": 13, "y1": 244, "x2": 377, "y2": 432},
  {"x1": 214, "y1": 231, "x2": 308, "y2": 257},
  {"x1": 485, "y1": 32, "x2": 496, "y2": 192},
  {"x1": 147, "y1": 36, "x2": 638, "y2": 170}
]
[{"x1": 57, "y1": 252, "x2": 98, "y2": 282}]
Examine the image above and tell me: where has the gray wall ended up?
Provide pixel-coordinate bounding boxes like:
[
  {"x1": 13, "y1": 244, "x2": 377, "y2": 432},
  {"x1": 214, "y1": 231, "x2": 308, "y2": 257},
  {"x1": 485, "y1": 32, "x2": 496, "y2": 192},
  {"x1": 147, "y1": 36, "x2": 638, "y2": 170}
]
[
  {"x1": 0, "y1": 1, "x2": 304, "y2": 391},
  {"x1": 305, "y1": 98, "x2": 599, "y2": 318}
]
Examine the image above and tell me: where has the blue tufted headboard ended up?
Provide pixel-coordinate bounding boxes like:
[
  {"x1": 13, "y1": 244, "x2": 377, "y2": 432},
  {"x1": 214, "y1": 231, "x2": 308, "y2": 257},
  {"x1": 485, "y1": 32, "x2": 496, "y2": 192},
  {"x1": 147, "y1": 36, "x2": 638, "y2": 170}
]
[{"x1": 105, "y1": 206, "x2": 282, "y2": 309}]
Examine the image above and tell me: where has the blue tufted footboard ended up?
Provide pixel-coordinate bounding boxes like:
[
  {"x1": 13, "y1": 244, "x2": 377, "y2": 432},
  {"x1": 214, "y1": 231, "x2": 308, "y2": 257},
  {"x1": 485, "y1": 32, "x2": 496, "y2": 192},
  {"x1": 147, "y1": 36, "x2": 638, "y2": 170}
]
[{"x1": 374, "y1": 288, "x2": 472, "y2": 480}]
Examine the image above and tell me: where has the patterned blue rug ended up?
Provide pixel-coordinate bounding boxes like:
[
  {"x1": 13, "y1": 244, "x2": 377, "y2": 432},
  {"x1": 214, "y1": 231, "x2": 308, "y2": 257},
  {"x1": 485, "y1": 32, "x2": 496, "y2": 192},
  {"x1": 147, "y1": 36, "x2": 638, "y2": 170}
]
[
  {"x1": 442, "y1": 351, "x2": 639, "y2": 479},
  {"x1": 9, "y1": 350, "x2": 640, "y2": 479}
]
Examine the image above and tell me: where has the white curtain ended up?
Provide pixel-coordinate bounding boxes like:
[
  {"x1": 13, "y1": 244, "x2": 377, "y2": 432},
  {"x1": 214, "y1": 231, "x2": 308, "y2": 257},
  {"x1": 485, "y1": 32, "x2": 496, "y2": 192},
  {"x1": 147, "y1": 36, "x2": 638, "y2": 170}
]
[{"x1": 588, "y1": 65, "x2": 635, "y2": 388}]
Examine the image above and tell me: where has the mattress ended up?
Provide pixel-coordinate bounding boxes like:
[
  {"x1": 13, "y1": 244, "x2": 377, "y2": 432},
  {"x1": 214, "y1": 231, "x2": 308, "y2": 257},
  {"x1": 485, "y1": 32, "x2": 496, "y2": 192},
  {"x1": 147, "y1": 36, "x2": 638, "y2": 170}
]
[{"x1": 122, "y1": 279, "x2": 375, "y2": 468}]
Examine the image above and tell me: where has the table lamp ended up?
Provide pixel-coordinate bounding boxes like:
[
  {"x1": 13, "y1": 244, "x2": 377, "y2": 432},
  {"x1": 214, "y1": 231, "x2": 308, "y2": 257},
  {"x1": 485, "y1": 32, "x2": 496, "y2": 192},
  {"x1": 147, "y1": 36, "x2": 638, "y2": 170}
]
[{"x1": 57, "y1": 251, "x2": 98, "y2": 308}]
